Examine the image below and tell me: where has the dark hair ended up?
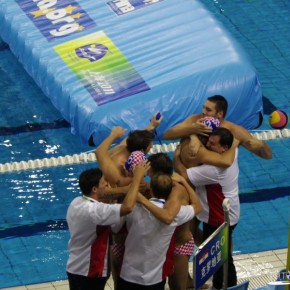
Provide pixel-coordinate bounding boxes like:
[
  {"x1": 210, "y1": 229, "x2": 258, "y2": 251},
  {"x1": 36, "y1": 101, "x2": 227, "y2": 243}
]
[
  {"x1": 126, "y1": 130, "x2": 155, "y2": 153},
  {"x1": 150, "y1": 174, "x2": 172, "y2": 200},
  {"x1": 198, "y1": 135, "x2": 209, "y2": 146},
  {"x1": 79, "y1": 168, "x2": 103, "y2": 196},
  {"x1": 207, "y1": 95, "x2": 228, "y2": 117},
  {"x1": 148, "y1": 153, "x2": 173, "y2": 175},
  {"x1": 210, "y1": 127, "x2": 233, "y2": 148}
]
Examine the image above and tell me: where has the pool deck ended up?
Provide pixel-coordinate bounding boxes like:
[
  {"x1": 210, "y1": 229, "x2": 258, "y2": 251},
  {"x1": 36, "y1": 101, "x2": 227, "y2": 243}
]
[{"x1": 2, "y1": 248, "x2": 287, "y2": 290}]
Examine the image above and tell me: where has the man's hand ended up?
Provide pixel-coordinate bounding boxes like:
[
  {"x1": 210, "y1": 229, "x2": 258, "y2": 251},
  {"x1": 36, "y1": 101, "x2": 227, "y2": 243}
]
[
  {"x1": 149, "y1": 112, "x2": 163, "y2": 129},
  {"x1": 171, "y1": 172, "x2": 186, "y2": 184},
  {"x1": 132, "y1": 160, "x2": 151, "y2": 182},
  {"x1": 139, "y1": 180, "x2": 149, "y2": 193},
  {"x1": 192, "y1": 118, "x2": 212, "y2": 136},
  {"x1": 110, "y1": 126, "x2": 127, "y2": 139}
]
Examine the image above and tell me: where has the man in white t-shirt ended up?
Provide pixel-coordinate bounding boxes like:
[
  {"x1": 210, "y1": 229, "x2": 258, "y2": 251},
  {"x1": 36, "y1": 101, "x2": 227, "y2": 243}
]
[
  {"x1": 113, "y1": 172, "x2": 201, "y2": 290},
  {"x1": 174, "y1": 127, "x2": 240, "y2": 290},
  {"x1": 66, "y1": 161, "x2": 150, "y2": 290}
]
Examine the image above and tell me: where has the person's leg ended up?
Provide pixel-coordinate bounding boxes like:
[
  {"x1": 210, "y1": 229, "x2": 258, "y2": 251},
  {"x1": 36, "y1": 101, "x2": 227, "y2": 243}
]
[
  {"x1": 226, "y1": 224, "x2": 237, "y2": 287},
  {"x1": 228, "y1": 225, "x2": 237, "y2": 287},
  {"x1": 169, "y1": 237, "x2": 196, "y2": 290},
  {"x1": 169, "y1": 255, "x2": 190, "y2": 290},
  {"x1": 67, "y1": 272, "x2": 108, "y2": 290},
  {"x1": 111, "y1": 243, "x2": 124, "y2": 289},
  {"x1": 202, "y1": 222, "x2": 216, "y2": 241},
  {"x1": 67, "y1": 272, "x2": 84, "y2": 290},
  {"x1": 117, "y1": 277, "x2": 166, "y2": 290},
  {"x1": 191, "y1": 218, "x2": 202, "y2": 246},
  {"x1": 88, "y1": 276, "x2": 108, "y2": 290},
  {"x1": 149, "y1": 280, "x2": 166, "y2": 290},
  {"x1": 191, "y1": 219, "x2": 211, "y2": 289},
  {"x1": 187, "y1": 272, "x2": 194, "y2": 289}
]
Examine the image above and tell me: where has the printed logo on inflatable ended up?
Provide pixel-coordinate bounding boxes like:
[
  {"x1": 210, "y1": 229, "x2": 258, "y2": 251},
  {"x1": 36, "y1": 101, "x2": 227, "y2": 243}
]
[
  {"x1": 16, "y1": 0, "x2": 96, "y2": 41},
  {"x1": 108, "y1": 0, "x2": 164, "y2": 15},
  {"x1": 75, "y1": 44, "x2": 109, "y2": 62},
  {"x1": 54, "y1": 31, "x2": 150, "y2": 105}
]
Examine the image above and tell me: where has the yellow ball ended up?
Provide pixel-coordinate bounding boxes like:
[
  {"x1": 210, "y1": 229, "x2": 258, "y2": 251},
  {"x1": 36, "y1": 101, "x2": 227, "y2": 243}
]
[{"x1": 269, "y1": 110, "x2": 289, "y2": 129}]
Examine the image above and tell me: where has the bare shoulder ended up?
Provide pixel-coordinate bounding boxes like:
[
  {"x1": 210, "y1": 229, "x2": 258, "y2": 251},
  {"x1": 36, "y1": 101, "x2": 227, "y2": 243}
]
[
  {"x1": 109, "y1": 149, "x2": 128, "y2": 175},
  {"x1": 221, "y1": 120, "x2": 251, "y2": 141},
  {"x1": 169, "y1": 182, "x2": 189, "y2": 205},
  {"x1": 221, "y1": 120, "x2": 236, "y2": 130},
  {"x1": 185, "y1": 114, "x2": 201, "y2": 124},
  {"x1": 110, "y1": 144, "x2": 127, "y2": 157},
  {"x1": 180, "y1": 144, "x2": 202, "y2": 168},
  {"x1": 111, "y1": 147, "x2": 128, "y2": 162}
]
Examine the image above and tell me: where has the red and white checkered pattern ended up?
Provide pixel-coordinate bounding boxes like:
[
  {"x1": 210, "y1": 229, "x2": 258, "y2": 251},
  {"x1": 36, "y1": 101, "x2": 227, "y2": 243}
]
[
  {"x1": 125, "y1": 151, "x2": 147, "y2": 173},
  {"x1": 112, "y1": 242, "x2": 125, "y2": 262},
  {"x1": 174, "y1": 238, "x2": 195, "y2": 256}
]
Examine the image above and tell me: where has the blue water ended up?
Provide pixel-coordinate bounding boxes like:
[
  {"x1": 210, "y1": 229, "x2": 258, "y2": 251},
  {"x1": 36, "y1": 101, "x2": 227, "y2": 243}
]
[{"x1": 1, "y1": 0, "x2": 290, "y2": 288}]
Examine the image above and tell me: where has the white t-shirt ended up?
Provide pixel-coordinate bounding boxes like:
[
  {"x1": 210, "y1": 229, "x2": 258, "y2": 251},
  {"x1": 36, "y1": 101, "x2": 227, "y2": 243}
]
[
  {"x1": 186, "y1": 149, "x2": 240, "y2": 226},
  {"x1": 113, "y1": 200, "x2": 195, "y2": 285},
  {"x1": 66, "y1": 196, "x2": 121, "y2": 277}
]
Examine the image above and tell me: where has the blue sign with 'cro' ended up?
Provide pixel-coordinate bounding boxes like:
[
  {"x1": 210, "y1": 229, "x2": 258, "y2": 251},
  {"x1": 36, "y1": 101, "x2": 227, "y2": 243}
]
[{"x1": 194, "y1": 224, "x2": 229, "y2": 290}]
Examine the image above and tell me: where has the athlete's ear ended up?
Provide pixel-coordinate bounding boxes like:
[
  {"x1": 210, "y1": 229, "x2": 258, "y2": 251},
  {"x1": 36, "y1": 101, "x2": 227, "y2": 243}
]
[
  {"x1": 221, "y1": 145, "x2": 229, "y2": 153},
  {"x1": 216, "y1": 110, "x2": 224, "y2": 120},
  {"x1": 92, "y1": 185, "x2": 99, "y2": 194}
]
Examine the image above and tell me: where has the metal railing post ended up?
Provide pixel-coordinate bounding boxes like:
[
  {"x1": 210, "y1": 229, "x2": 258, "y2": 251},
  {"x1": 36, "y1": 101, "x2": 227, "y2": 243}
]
[{"x1": 223, "y1": 198, "x2": 230, "y2": 290}]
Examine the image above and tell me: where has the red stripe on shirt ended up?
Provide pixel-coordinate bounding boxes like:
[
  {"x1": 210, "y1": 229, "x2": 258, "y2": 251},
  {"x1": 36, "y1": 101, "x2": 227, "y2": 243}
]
[
  {"x1": 205, "y1": 184, "x2": 225, "y2": 226},
  {"x1": 88, "y1": 225, "x2": 110, "y2": 277}
]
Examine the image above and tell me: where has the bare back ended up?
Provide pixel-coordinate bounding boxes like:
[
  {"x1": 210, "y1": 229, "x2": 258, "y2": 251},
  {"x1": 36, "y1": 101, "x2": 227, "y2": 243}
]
[
  {"x1": 110, "y1": 145, "x2": 130, "y2": 181},
  {"x1": 180, "y1": 138, "x2": 203, "y2": 169},
  {"x1": 169, "y1": 182, "x2": 193, "y2": 246}
]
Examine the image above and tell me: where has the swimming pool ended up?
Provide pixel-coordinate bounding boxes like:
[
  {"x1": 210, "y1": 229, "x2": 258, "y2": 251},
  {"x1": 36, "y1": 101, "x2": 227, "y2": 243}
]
[
  {"x1": 1, "y1": 0, "x2": 290, "y2": 288},
  {"x1": 0, "y1": 145, "x2": 289, "y2": 288}
]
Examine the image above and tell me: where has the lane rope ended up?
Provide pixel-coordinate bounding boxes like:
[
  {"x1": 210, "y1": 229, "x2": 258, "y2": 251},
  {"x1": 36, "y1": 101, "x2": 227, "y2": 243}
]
[{"x1": 1, "y1": 128, "x2": 290, "y2": 173}]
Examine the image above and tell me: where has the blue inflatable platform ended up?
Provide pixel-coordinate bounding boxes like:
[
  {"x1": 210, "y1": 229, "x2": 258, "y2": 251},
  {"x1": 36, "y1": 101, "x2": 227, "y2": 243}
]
[{"x1": 0, "y1": 0, "x2": 263, "y2": 146}]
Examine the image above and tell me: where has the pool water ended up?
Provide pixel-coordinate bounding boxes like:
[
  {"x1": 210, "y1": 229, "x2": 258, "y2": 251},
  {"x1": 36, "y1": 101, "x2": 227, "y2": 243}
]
[
  {"x1": 1, "y1": 0, "x2": 290, "y2": 288},
  {"x1": 0, "y1": 148, "x2": 289, "y2": 288}
]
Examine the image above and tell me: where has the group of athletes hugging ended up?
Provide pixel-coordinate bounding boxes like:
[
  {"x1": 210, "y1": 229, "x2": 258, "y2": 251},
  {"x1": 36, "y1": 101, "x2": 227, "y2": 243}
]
[{"x1": 65, "y1": 95, "x2": 272, "y2": 290}]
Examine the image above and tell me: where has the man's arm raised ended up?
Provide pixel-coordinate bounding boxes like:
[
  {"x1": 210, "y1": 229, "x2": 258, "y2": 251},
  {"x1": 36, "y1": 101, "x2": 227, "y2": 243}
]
[
  {"x1": 171, "y1": 172, "x2": 202, "y2": 215},
  {"x1": 230, "y1": 123, "x2": 272, "y2": 160},
  {"x1": 137, "y1": 183, "x2": 183, "y2": 225},
  {"x1": 108, "y1": 112, "x2": 163, "y2": 156},
  {"x1": 95, "y1": 126, "x2": 131, "y2": 186},
  {"x1": 163, "y1": 115, "x2": 211, "y2": 140},
  {"x1": 145, "y1": 112, "x2": 163, "y2": 132},
  {"x1": 120, "y1": 161, "x2": 150, "y2": 216}
]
